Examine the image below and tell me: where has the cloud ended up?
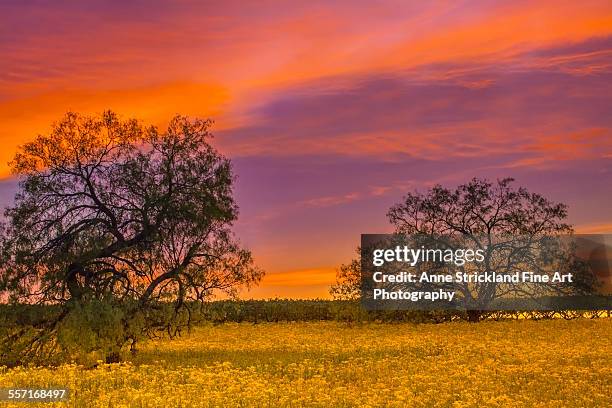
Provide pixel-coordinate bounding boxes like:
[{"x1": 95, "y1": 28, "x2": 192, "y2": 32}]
[
  {"x1": 302, "y1": 192, "x2": 361, "y2": 208},
  {"x1": 218, "y1": 36, "x2": 612, "y2": 170}
]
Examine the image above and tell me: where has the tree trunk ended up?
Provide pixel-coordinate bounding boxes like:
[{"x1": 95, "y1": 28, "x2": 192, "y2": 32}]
[
  {"x1": 130, "y1": 338, "x2": 138, "y2": 356},
  {"x1": 466, "y1": 310, "x2": 482, "y2": 323},
  {"x1": 105, "y1": 350, "x2": 121, "y2": 364}
]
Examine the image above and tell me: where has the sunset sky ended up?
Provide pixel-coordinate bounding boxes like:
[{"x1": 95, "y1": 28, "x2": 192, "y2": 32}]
[{"x1": 1, "y1": 0, "x2": 611, "y2": 298}]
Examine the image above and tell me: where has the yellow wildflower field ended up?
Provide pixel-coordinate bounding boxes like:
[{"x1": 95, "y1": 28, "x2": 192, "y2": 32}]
[{"x1": 1, "y1": 319, "x2": 610, "y2": 407}]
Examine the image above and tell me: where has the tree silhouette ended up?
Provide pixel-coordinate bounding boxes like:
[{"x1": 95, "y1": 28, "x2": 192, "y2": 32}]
[
  {"x1": 332, "y1": 178, "x2": 595, "y2": 321},
  {"x1": 329, "y1": 255, "x2": 360, "y2": 301},
  {"x1": 0, "y1": 111, "x2": 263, "y2": 363}
]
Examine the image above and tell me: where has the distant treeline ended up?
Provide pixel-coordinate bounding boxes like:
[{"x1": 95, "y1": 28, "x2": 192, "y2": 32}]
[
  {"x1": 197, "y1": 300, "x2": 610, "y2": 323},
  {"x1": 1, "y1": 300, "x2": 609, "y2": 328}
]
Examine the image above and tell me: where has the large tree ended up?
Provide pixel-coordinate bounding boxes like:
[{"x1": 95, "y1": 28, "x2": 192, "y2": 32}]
[
  {"x1": 0, "y1": 111, "x2": 262, "y2": 363},
  {"x1": 332, "y1": 178, "x2": 593, "y2": 321}
]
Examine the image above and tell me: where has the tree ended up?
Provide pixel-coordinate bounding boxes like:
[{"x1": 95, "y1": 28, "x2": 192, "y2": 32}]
[
  {"x1": 332, "y1": 178, "x2": 592, "y2": 321},
  {"x1": 329, "y1": 255, "x2": 360, "y2": 300},
  {"x1": 0, "y1": 111, "x2": 263, "y2": 364}
]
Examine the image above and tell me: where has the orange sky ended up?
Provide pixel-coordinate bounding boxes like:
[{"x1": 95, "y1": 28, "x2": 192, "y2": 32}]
[{"x1": 1, "y1": 0, "x2": 612, "y2": 298}]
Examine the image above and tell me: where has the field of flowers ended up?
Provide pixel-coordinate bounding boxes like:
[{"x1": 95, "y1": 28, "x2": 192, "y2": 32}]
[{"x1": 1, "y1": 319, "x2": 610, "y2": 407}]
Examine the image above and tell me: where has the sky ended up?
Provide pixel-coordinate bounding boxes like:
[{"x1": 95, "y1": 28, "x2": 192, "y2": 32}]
[{"x1": 1, "y1": 0, "x2": 611, "y2": 298}]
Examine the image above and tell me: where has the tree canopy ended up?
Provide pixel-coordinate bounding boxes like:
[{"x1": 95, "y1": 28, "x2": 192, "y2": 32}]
[
  {"x1": 387, "y1": 177, "x2": 571, "y2": 237},
  {"x1": 0, "y1": 111, "x2": 263, "y2": 363},
  {"x1": 331, "y1": 178, "x2": 593, "y2": 320}
]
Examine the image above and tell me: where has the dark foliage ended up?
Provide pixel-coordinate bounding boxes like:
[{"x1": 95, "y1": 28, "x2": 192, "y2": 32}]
[
  {"x1": 0, "y1": 111, "x2": 263, "y2": 364},
  {"x1": 332, "y1": 178, "x2": 598, "y2": 321}
]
